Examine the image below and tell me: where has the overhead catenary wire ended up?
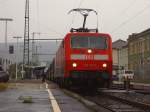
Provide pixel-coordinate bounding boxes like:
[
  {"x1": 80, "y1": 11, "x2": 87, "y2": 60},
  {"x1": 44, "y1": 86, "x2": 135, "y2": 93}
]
[
  {"x1": 95, "y1": 2, "x2": 100, "y2": 32},
  {"x1": 78, "y1": 0, "x2": 85, "y2": 8},
  {"x1": 36, "y1": 0, "x2": 40, "y2": 32},
  {"x1": 69, "y1": 0, "x2": 78, "y2": 29},
  {"x1": 35, "y1": 0, "x2": 41, "y2": 48},
  {"x1": 0, "y1": 0, "x2": 5, "y2": 3},
  {"x1": 31, "y1": 17, "x2": 64, "y2": 37},
  {"x1": 119, "y1": 0, "x2": 137, "y2": 15},
  {"x1": 69, "y1": 0, "x2": 85, "y2": 29},
  {"x1": 0, "y1": 0, "x2": 10, "y2": 6},
  {"x1": 39, "y1": 23, "x2": 64, "y2": 37},
  {"x1": 31, "y1": 16, "x2": 64, "y2": 38},
  {"x1": 111, "y1": 3, "x2": 150, "y2": 33},
  {"x1": 31, "y1": 0, "x2": 64, "y2": 41}
]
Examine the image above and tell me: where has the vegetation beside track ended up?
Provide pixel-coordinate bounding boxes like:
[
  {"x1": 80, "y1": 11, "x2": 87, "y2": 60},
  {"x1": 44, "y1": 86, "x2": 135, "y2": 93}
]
[
  {"x1": 18, "y1": 96, "x2": 33, "y2": 103},
  {"x1": 0, "y1": 83, "x2": 8, "y2": 91},
  {"x1": 133, "y1": 79, "x2": 150, "y2": 84}
]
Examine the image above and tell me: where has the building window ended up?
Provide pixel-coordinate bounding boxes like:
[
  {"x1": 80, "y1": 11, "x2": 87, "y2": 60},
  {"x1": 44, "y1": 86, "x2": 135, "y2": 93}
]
[
  {"x1": 3, "y1": 59, "x2": 5, "y2": 65},
  {"x1": 0, "y1": 58, "x2": 2, "y2": 65}
]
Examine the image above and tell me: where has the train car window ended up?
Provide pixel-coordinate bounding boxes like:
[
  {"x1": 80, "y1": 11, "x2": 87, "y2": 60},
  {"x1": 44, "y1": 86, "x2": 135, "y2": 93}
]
[{"x1": 71, "y1": 36, "x2": 107, "y2": 49}]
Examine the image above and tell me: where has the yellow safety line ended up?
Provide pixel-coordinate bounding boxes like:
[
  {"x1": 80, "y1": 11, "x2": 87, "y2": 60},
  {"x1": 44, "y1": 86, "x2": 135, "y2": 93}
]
[{"x1": 45, "y1": 83, "x2": 61, "y2": 112}]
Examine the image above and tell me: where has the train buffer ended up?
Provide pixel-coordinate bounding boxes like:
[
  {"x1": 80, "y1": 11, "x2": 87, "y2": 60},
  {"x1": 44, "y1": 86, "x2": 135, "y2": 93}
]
[{"x1": 0, "y1": 80, "x2": 91, "y2": 112}]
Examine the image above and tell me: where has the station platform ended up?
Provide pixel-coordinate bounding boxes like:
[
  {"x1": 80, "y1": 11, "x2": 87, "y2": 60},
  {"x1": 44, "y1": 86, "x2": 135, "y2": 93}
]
[
  {"x1": 0, "y1": 80, "x2": 91, "y2": 112},
  {"x1": 99, "y1": 89, "x2": 128, "y2": 93},
  {"x1": 0, "y1": 83, "x2": 51, "y2": 112},
  {"x1": 113, "y1": 81, "x2": 150, "y2": 86},
  {"x1": 46, "y1": 81, "x2": 91, "y2": 112},
  {"x1": 113, "y1": 81, "x2": 150, "y2": 91}
]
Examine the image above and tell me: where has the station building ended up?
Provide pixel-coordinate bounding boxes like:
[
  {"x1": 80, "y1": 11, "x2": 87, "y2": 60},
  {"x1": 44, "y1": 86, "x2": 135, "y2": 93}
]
[
  {"x1": 128, "y1": 28, "x2": 150, "y2": 80},
  {"x1": 112, "y1": 39, "x2": 128, "y2": 75}
]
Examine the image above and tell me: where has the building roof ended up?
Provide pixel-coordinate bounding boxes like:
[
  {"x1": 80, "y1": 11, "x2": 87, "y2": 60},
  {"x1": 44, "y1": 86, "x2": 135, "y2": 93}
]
[
  {"x1": 112, "y1": 39, "x2": 127, "y2": 49},
  {"x1": 128, "y1": 28, "x2": 150, "y2": 41}
]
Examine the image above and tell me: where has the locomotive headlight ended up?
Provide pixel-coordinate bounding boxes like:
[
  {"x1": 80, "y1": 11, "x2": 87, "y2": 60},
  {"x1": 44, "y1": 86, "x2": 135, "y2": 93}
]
[
  {"x1": 88, "y1": 49, "x2": 92, "y2": 54},
  {"x1": 72, "y1": 63, "x2": 77, "y2": 67},
  {"x1": 102, "y1": 63, "x2": 107, "y2": 68}
]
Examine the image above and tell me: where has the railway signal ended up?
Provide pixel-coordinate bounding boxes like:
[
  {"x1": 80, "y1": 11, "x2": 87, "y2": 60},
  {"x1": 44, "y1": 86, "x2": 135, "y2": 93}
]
[{"x1": 9, "y1": 45, "x2": 14, "y2": 54}]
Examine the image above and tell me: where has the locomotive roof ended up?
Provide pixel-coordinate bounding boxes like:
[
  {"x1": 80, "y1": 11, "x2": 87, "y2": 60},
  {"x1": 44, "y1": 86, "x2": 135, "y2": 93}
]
[{"x1": 64, "y1": 32, "x2": 111, "y2": 38}]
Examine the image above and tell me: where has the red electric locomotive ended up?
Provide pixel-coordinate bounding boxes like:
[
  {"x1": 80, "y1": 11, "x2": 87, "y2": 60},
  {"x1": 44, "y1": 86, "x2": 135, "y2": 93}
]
[{"x1": 48, "y1": 9, "x2": 112, "y2": 90}]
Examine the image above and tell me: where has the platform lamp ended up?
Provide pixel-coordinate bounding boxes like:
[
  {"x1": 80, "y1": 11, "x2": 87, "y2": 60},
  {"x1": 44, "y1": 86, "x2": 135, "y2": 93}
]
[
  {"x1": 0, "y1": 18, "x2": 13, "y2": 47},
  {"x1": 13, "y1": 36, "x2": 22, "y2": 80}
]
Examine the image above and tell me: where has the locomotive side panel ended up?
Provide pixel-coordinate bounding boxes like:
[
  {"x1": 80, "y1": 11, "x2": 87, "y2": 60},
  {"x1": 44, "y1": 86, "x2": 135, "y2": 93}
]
[{"x1": 54, "y1": 40, "x2": 65, "y2": 78}]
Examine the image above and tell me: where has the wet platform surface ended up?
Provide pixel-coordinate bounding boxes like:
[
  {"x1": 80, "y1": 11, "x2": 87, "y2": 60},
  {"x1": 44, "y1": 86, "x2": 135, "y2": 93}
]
[
  {"x1": 47, "y1": 82, "x2": 91, "y2": 112},
  {"x1": 0, "y1": 81, "x2": 92, "y2": 112},
  {"x1": 0, "y1": 83, "x2": 52, "y2": 112}
]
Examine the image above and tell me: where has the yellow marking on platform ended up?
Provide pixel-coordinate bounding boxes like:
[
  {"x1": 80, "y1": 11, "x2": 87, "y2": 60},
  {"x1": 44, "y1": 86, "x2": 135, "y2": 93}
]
[{"x1": 46, "y1": 83, "x2": 61, "y2": 112}]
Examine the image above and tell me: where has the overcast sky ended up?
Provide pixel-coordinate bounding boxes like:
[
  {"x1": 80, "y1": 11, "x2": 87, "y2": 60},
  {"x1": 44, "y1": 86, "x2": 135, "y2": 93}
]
[{"x1": 0, "y1": 0, "x2": 150, "y2": 43}]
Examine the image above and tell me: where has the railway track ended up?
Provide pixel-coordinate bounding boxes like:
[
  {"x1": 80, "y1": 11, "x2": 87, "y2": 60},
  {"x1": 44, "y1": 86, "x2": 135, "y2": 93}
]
[
  {"x1": 57, "y1": 81, "x2": 150, "y2": 111},
  {"x1": 85, "y1": 94, "x2": 149, "y2": 112},
  {"x1": 111, "y1": 83, "x2": 150, "y2": 95},
  {"x1": 112, "y1": 82, "x2": 150, "y2": 90},
  {"x1": 64, "y1": 88, "x2": 150, "y2": 112}
]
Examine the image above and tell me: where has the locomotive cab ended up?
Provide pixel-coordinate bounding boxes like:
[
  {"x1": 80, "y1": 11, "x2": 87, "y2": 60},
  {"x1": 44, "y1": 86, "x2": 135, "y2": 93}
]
[{"x1": 64, "y1": 33, "x2": 112, "y2": 88}]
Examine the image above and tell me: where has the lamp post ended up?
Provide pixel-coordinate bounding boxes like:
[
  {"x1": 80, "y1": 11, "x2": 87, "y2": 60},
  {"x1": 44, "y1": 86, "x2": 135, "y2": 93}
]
[
  {"x1": 32, "y1": 32, "x2": 40, "y2": 65},
  {"x1": 13, "y1": 36, "x2": 22, "y2": 80},
  {"x1": 0, "y1": 18, "x2": 13, "y2": 47}
]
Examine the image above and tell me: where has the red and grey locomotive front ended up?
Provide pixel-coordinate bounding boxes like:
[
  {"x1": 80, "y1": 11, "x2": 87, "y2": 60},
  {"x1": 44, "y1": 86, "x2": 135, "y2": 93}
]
[{"x1": 64, "y1": 33, "x2": 112, "y2": 87}]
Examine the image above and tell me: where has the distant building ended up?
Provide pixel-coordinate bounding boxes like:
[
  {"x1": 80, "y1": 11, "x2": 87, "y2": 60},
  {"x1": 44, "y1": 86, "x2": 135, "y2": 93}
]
[
  {"x1": 0, "y1": 44, "x2": 16, "y2": 71},
  {"x1": 119, "y1": 44, "x2": 128, "y2": 70},
  {"x1": 112, "y1": 39, "x2": 128, "y2": 75},
  {"x1": 0, "y1": 42, "x2": 59, "y2": 72},
  {"x1": 112, "y1": 48, "x2": 118, "y2": 67},
  {"x1": 128, "y1": 28, "x2": 150, "y2": 79}
]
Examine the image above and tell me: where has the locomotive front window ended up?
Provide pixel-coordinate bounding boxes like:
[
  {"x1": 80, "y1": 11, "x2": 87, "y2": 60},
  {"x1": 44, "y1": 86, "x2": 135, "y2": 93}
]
[
  {"x1": 89, "y1": 37, "x2": 107, "y2": 49},
  {"x1": 71, "y1": 36, "x2": 107, "y2": 49},
  {"x1": 71, "y1": 37, "x2": 88, "y2": 48}
]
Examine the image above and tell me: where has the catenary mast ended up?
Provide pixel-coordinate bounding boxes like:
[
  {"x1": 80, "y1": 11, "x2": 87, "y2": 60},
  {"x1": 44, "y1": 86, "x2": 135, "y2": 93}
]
[{"x1": 23, "y1": 0, "x2": 30, "y2": 78}]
